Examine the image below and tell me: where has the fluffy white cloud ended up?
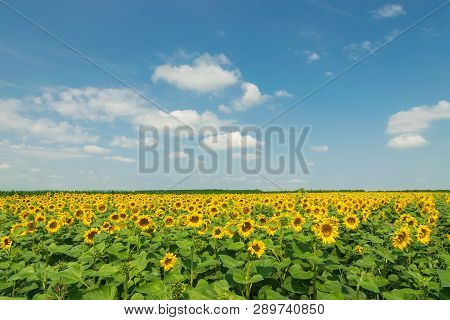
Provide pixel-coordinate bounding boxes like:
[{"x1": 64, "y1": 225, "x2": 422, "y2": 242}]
[
  {"x1": 110, "y1": 135, "x2": 138, "y2": 148},
  {"x1": 325, "y1": 71, "x2": 333, "y2": 77},
  {"x1": 231, "y1": 82, "x2": 268, "y2": 112},
  {"x1": 42, "y1": 87, "x2": 231, "y2": 130},
  {"x1": 0, "y1": 163, "x2": 11, "y2": 170},
  {"x1": 218, "y1": 104, "x2": 232, "y2": 114},
  {"x1": 310, "y1": 145, "x2": 329, "y2": 152},
  {"x1": 344, "y1": 41, "x2": 372, "y2": 60},
  {"x1": 0, "y1": 140, "x2": 88, "y2": 160},
  {"x1": 152, "y1": 53, "x2": 240, "y2": 93},
  {"x1": 105, "y1": 156, "x2": 136, "y2": 163},
  {"x1": 307, "y1": 52, "x2": 320, "y2": 63},
  {"x1": 83, "y1": 145, "x2": 110, "y2": 154},
  {"x1": 386, "y1": 100, "x2": 450, "y2": 134},
  {"x1": 202, "y1": 131, "x2": 260, "y2": 150},
  {"x1": 274, "y1": 90, "x2": 293, "y2": 98},
  {"x1": 372, "y1": 4, "x2": 405, "y2": 19},
  {"x1": 387, "y1": 134, "x2": 427, "y2": 149},
  {"x1": 0, "y1": 98, "x2": 98, "y2": 144}
]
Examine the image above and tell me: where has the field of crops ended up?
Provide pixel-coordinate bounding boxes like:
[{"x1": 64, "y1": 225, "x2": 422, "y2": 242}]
[{"x1": 0, "y1": 191, "x2": 449, "y2": 300}]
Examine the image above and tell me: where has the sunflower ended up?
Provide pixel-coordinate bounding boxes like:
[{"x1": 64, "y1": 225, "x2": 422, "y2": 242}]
[
  {"x1": 416, "y1": 225, "x2": 431, "y2": 244},
  {"x1": 46, "y1": 219, "x2": 60, "y2": 233},
  {"x1": 291, "y1": 214, "x2": 305, "y2": 232},
  {"x1": 344, "y1": 213, "x2": 360, "y2": 230},
  {"x1": 354, "y1": 245, "x2": 363, "y2": 255},
  {"x1": 248, "y1": 240, "x2": 266, "y2": 258},
  {"x1": 136, "y1": 215, "x2": 153, "y2": 231},
  {"x1": 392, "y1": 225, "x2": 411, "y2": 250},
  {"x1": 160, "y1": 252, "x2": 177, "y2": 271},
  {"x1": 84, "y1": 228, "x2": 100, "y2": 245},
  {"x1": 97, "y1": 203, "x2": 107, "y2": 214},
  {"x1": 212, "y1": 226, "x2": 224, "y2": 239},
  {"x1": 0, "y1": 236, "x2": 12, "y2": 250},
  {"x1": 164, "y1": 216, "x2": 175, "y2": 228},
  {"x1": 187, "y1": 213, "x2": 203, "y2": 228},
  {"x1": 100, "y1": 221, "x2": 112, "y2": 232},
  {"x1": 238, "y1": 218, "x2": 254, "y2": 238},
  {"x1": 314, "y1": 218, "x2": 339, "y2": 244}
]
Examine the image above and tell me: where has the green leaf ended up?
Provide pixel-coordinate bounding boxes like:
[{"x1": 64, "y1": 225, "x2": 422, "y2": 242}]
[
  {"x1": 96, "y1": 264, "x2": 119, "y2": 278},
  {"x1": 382, "y1": 288, "x2": 418, "y2": 300},
  {"x1": 83, "y1": 285, "x2": 117, "y2": 300},
  {"x1": 437, "y1": 269, "x2": 450, "y2": 287},
  {"x1": 135, "y1": 281, "x2": 169, "y2": 299},
  {"x1": 226, "y1": 242, "x2": 245, "y2": 251},
  {"x1": 289, "y1": 265, "x2": 314, "y2": 280},
  {"x1": 176, "y1": 240, "x2": 193, "y2": 250},
  {"x1": 219, "y1": 255, "x2": 244, "y2": 269},
  {"x1": 231, "y1": 269, "x2": 247, "y2": 284},
  {"x1": 57, "y1": 265, "x2": 83, "y2": 285},
  {"x1": 360, "y1": 278, "x2": 380, "y2": 293}
]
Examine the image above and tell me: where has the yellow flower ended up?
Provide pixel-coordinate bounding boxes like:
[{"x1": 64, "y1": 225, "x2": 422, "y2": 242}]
[
  {"x1": 212, "y1": 226, "x2": 224, "y2": 239},
  {"x1": 160, "y1": 252, "x2": 177, "y2": 271},
  {"x1": 314, "y1": 218, "x2": 339, "y2": 244},
  {"x1": 291, "y1": 214, "x2": 305, "y2": 232},
  {"x1": 136, "y1": 215, "x2": 154, "y2": 231},
  {"x1": 84, "y1": 228, "x2": 100, "y2": 245},
  {"x1": 164, "y1": 216, "x2": 175, "y2": 228},
  {"x1": 344, "y1": 213, "x2": 360, "y2": 230},
  {"x1": 187, "y1": 213, "x2": 203, "y2": 228},
  {"x1": 354, "y1": 245, "x2": 363, "y2": 255},
  {"x1": 248, "y1": 240, "x2": 266, "y2": 258},
  {"x1": 238, "y1": 218, "x2": 254, "y2": 238},
  {"x1": 392, "y1": 225, "x2": 411, "y2": 250},
  {"x1": 46, "y1": 219, "x2": 60, "y2": 233},
  {"x1": 0, "y1": 236, "x2": 12, "y2": 250},
  {"x1": 416, "y1": 225, "x2": 431, "y2": 244}
]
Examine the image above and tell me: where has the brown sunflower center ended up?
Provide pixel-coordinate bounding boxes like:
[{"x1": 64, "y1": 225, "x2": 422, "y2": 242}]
[
  {"x1": 242, "y1": 222, "x2": 252, "y2": 232},
  {"x1": 321, "y1": 224, "x2": 332, "y2": 237}
]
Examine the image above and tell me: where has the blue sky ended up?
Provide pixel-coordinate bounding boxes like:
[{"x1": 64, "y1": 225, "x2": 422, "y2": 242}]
[{"x1": 0, "y1": 0, "x2": 449, "y2": 190}]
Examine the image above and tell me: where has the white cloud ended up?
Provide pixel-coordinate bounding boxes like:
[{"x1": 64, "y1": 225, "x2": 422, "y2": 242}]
[
  {"x1": 386, "y1": 100, "x2": 450, "y2": 134},
  {"x1": 0, "y1": 163, "x2": 11, "y2": 170},
  {"x1": 230, "y1": 82, "x2": 268, "y2": 112},
  {"x1": 110, "y1": 135, "x2": 138, "y2": 148},
  {"x1": 0, "y1": 140, "x2": 88, "y2": 160},
  {"x1": 325, "y1": 71, "x2": 333, "y2": 77},
  {"x1": 42, "y1": 87, "x2": 231, "y2": 130},
  {"x1": 387, "y1": 134, "x2": 427, "y2": 149},
  {"x1": 372, "y1": 4, "x2": 405, "y2": 19},
  {"x1": 29, "y1": 168, "x2": 41, "y2": 173},
  {"x1": 274, "y1": 90, "x2": 293, "y2": 98},
  {"x1": 202, "y1": 131, "x2": 260, "y2": 150},
  {"x1": 307, "y1": 52, "x2": 320, "y2": 63},
  {"x1": 152, "y1": 53, "x2": 240, "y2": 93},
  {"x1": 344, "y1": 41, "x2": 372, "y2": 60},
  {"x1": 310, "y1": 145, "x2": 329, "y2": 152},
  {"x1": 0, "y1": 98, "x2": 98, "y2": 144},
  {"x1": 105, "y1": 156, "x2": 136, "y2": 163},
  {"x1": 218, "y1": 104, "x2": 232, "y2": 114},
  {"x1": 83, "y1": 145, "x2": 110, "y2": 154}
]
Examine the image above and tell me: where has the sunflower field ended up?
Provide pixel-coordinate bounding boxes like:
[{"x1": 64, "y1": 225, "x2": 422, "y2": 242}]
[{"x1": 0, "y1": 191, "x2": 449, "y2": 300}]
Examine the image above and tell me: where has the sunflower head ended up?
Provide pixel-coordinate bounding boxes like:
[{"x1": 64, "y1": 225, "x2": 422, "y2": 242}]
[
  {"x1": 136, "y1": 215, "x2": 154, "y2": 231},
  {"x1": 291, "y1": 214, "x2": 305, "y2": 232},
  {"x1": 83, "y1": 228, "x2": 100, "y2": 245},
  {"x1": 416, "y1": 225, "x2": 431, "y2": 244},
  {"x1": 212, "y1": 226, "x2": 224, "y2": 239},
  {"x1": 238, "y1": 219, "x2": 254, "y2": 238},
  {"x1": 164, "y1": 216, "x2": 174, "y2": 228},
  {"x1": 0, "y1": 236, "x2": 12, "y2": 250},
  {"x1": 46, "y1": 219, "x2": 60, "y2": 233},
  {"x1": 187, "y1": 213, "x2": 203, "y2": 228},
  {"x1": 354, "y1": 245, "x2": 363, "y2": 255},
  {"x1": 392, "y1": 225, "x2": 411, "y2": 250},
  {"x1": 344, "y1": 213, "x2": 360, "y2": 230},
  {"x1": 248, "y1": 240, "x2": 266, "y2": 258},
  {"x1": 160, "y1": 252, "x2": 177, "y2": 271},
  {"x1": 314, "y1": 218, "x2": 339, "y2": 244}
]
